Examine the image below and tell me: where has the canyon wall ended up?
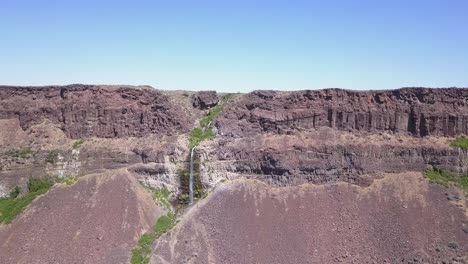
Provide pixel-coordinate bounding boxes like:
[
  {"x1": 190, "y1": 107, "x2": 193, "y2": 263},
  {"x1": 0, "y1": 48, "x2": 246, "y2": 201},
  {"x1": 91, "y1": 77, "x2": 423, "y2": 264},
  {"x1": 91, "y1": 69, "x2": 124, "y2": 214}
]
[
  {"x1": 2, "y1": 86, "x2": 466, "y2": 139},
  {"x1": 199, "y1": 133, "x2": 468, "y2": 187},
  {"x1": 217, "y1": 88, "x2": 468, "y2": 137},
  {"x1": 1, "y1": 86, "x2": 467, "y2": 191},
  {"x1": 0, "y1": 85, "x2": 194, "y2": 138}
]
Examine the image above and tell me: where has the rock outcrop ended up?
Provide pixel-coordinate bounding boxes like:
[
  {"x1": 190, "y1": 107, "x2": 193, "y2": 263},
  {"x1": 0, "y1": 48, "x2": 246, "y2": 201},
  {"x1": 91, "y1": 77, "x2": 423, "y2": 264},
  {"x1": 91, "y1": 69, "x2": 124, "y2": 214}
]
[
  {"x1": 217, "y1": 88, "x2": 468, "y2": 137},
  {"x1": 198, "y1": 131, "x2": 468, "y2": 187},
  {"x1": 0, "y1": 85, "x2": 193, "y2": 139},
  {"x1": 192, "y1": 91, "x2": 219, "y2": 109},
  {"x1": 201, "y1": 134, "x2": 467, "y2": 187}
]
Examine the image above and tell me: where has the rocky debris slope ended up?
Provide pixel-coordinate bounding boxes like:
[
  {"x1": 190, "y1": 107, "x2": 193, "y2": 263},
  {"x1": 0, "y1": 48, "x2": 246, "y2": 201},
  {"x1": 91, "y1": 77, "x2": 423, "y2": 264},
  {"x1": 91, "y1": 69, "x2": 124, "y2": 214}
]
[
  {"x1": 0, "y1": 169, "x2": 163, "y2": 264},
  {"x1": 151, "y1": 173, "x2": 468, "y2": 264},
  {"x1": 217, "y1": 88, "x2": 468, "y2": 137},
  {"x1": 0, "y1": 84, "x2": 195, "y2": 138}
]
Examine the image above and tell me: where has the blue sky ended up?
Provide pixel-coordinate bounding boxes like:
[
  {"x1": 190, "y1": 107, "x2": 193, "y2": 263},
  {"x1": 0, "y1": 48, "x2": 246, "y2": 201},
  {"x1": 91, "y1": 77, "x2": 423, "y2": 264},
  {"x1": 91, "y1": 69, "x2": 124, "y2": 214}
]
[{"x1": 1, "y1": 0, "x2": 467, "y2": 92}]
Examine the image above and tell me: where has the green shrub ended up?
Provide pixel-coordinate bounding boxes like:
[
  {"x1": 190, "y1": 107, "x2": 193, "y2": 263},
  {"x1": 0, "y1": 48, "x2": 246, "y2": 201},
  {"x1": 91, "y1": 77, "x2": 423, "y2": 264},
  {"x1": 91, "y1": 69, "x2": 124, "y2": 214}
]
[
  {"x1": 0, "y1": 177, "x2": 53, "y2": 224},
  {"x1": 450, "y1": 136, "x2": 468, "y2": 150},
  {"x1": 144, "y1": 187, "x2": 171, "y2": 212},
  {"x1": 190, "y1": 93, "x2": 237, "y2": 149},
  {"x1": 189, "y1": 127, "x2": 215, "y2": 149},
  {"x1": 154, "y1": 213, "x2": 174, "y2": 235},
  {"x1": 9, "y1": 186, "x2": 20, "y2": 198},
  {"x1": 199, "y1": 104, "x2": 222, "y2": 128},
  {"x1": 178, "y1": 193, "x2": 189, "y2": 204},
  {"x1": 8, "y1": 148, "x2": 34, "y2": 158},
  {"x1": 72, "y1": 139, "x2": 85, "y2": 149},
  {"x1": 46, "y1": 150, "x2": 59, "y2": 164},
  {"x1": 424, "y1": 168, "x2": 468, "y2": 192},
  {"x1": 55, "y1": 176, "x2": 78, "y2": 185},
  {"x1": 130, "y1": 212, "x2": 175, "y2": 264},
  {"x1": 28, "y1": 177, "x2": 53, "y2": 193}
]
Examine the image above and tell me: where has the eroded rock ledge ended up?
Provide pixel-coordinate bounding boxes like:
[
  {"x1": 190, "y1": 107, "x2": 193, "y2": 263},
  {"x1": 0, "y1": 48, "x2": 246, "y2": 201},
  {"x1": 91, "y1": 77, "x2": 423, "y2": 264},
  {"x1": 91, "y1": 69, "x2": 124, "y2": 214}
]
[
  {"x1": 0, "y1": 84, "x2": 195, "y2": 138},
  {"x1": 217, "y1": 88, "x2": 468, "y2": 137}
]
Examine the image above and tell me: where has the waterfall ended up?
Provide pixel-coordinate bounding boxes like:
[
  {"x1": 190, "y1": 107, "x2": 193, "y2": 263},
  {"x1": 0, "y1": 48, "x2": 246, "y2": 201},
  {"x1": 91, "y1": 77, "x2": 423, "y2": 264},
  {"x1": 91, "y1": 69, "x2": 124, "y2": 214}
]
[
  {"x1": 189, "y1": 120, "x2": 210, "y2": 205},
  {"x1": 189, "y1": 147, "x2": 195, "y2": 205},
  {"x1": 202, "y1": 121, "x2": 212, "y2": 133}
]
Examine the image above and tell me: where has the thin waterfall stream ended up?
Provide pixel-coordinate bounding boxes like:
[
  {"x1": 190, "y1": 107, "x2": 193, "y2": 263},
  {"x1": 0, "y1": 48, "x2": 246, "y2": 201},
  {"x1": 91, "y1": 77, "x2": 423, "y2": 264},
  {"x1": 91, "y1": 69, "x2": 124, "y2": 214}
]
[
  {"x1": 189, "y1": 147, "x2": 195, "y2": 205},
  {"x1": 189, "y1": 120, "x2": 212, "y2": 205}
]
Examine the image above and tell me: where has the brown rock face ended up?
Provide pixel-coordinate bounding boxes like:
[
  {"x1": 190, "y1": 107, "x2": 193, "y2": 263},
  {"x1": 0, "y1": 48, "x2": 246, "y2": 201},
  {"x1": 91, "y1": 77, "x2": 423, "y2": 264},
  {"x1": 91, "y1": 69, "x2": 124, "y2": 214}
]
[
  {"x1": 217, "y1": 88, "x2": 468, "y2": 137},
  {"x1": 0, "y1": 85, "x2": 193, "y2": 139},
  {"x1": 208, "y1": 137, "x2": 468, "y2": 186},
  {"x1": 192, "y1": 91, "x2": 219, "y2": 109}
]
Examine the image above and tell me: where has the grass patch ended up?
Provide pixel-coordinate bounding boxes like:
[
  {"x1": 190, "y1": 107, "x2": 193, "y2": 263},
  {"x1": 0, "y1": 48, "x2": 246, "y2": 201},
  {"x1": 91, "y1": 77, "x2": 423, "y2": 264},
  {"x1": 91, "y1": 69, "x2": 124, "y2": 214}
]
[
  {"x1": 0, "y1": 177, "x2": 53, "y2": 224},
  {"x1": 189, "y1": 93, "x2": 237, "y2": 149},
  {"x1": 424, "y1": 168, "x2": 468, "y2": 192},
  {"x1": 55, "y1": 176, "x2": 79, "y2": 185},
  {"x1": 145, "y1": 187, "x2": 172, "y2": 212},
  {"x1": 72, "y1": 139, "x2": 85, "y2": 149},
  {"x1": 8, "y1": 147, "x2": 34, "y2": 159},
  {"x1": 9, "y1": 186, "x2": 20, "y2": 199},
  {"x1": 450, "y1": 136, "x2": 468, "y2": 150},
  {"x1": 199, "y1": 104, "x2": 222, "y2": 128},
  {"x1": 130, "y1": 212, "x2": 175, "y2": 264},
  {"x1": 131, "y1": 187, "x2": 176, "y2": 264},
  {"x1": 189, "y1": 127, "x2": 215, "y2": 149}
]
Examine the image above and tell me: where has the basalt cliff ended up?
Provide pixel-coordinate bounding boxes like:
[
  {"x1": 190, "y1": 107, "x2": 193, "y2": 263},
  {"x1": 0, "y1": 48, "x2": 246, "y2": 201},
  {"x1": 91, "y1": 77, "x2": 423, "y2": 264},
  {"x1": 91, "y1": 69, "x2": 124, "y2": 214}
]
[{"x1": 0, "y1": 85, "x2": 467, "y2": 264}]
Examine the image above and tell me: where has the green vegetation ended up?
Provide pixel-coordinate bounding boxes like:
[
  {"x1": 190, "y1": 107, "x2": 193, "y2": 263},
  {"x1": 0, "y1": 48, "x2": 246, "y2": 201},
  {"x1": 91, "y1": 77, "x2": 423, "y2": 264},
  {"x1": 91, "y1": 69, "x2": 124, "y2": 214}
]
[
  {"x1": 131, "y1": 186, "x2": 176, "y2": 264},
  {"x1": 9, "y1": 186, "x2": 20, "y2": 199},
  {"x1": 0, "y1": 177, "x2": 53, "y2": 224},
  {"x1": 189, "y1": 127, "x2": 216, "y2": 149},
  {"x1": 189, "y1": 93, "x2": 237, "y2": 149},
  {"x1": 72, "y1": 139, "x2": 85, "y2": 149},
  {"x1": 450, "y1": 136, "x2": 468, "y2": 150},
  {"x1": 154, "y1": 212, "x2": 174, "y2": 235},
  {"x1": 46, "y1": 150, "x2": 59, "y2": 164},
  {"x1": 177, "y1": 162, "x2": 205, "y2": 204},
  {"x1": 55, "y1": 175, "x2": 79, "y2": 185},
  {"x1": 145, "y1": 187, "x2": 171, "y2": 211},
  {"x1": 27, "y1": 177, "x2": 54, "y2": 193},
  {"x1": 184, "y1": 94, "x2": 239, "y2": 204},
  {"x1": 130, "y1": 212, "x2": 175, "y2": 264},
  {"x1": 199, "y1": 104, "x2": 222, "y2": 128},
  {"x1": 8, "y1": 147, "x2": 34, "y2": 158},
  {"x1": 424, "y1": 168, "x2": 468, "y2": 193}
]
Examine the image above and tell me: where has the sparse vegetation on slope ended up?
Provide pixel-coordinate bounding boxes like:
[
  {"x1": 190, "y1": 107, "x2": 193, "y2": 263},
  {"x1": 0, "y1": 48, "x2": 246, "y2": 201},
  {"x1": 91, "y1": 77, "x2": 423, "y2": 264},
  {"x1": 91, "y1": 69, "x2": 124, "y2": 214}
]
[
  {"x1": 0, "y1": 177, "x2": 53, "y2": 224},
  {"x1": 184, "y1": 93, "x2": 238, "y2": 202},
  {"x1": 8, "y1": 147, "x2": 34, "y2": 158},
  {"x1": 46, "y1": 150, "x2": 60, "y2": 164},
  {"x1": 131, "y1": 188, "x2": 176, "y2": 264},
  {"x1": 72, "y1": 139, "x2": 85, "y2": 149},
  {"x1": 450, "y1": 136, "x2": 468, "y2": 150},
  {"x1": 189, "y1": 127, "x2": 215, "y2": 149},
  {"x1": 55, "y1": 175, "x2": 79, "y2": 185},
  {"x1": 424, "y1": 168, "x2": 468, "y2": 192},
  {"x1": 189, "y1": 93, "x2": 237, "y2": 149}
]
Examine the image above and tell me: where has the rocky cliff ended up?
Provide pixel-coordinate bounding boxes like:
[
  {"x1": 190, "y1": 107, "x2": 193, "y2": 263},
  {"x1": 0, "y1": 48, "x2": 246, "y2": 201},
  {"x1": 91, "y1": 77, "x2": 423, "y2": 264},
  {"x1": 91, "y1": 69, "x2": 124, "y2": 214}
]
[
  {"x1": 0, "y1": 84, "x2": 194, "y2": 138},
  {"x1": 199, "y1": 131, "x2": 468, "y2": 187},
  {"x1": 1, "y1": 86, "x2": 467, "y2": 191},
  {"x1": 217, "y1": 88, "x2": 468, "y2": 137}
]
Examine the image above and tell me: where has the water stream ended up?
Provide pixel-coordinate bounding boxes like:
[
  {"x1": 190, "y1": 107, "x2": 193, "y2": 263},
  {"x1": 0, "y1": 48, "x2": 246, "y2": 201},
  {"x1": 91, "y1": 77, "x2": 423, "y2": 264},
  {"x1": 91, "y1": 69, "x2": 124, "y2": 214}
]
[
  {"x1": 189, "y1": 120, "x2": 211, "y2": 205},
  {"x1": 189, "y1": 147, "x2": 195, "y2": 205}
]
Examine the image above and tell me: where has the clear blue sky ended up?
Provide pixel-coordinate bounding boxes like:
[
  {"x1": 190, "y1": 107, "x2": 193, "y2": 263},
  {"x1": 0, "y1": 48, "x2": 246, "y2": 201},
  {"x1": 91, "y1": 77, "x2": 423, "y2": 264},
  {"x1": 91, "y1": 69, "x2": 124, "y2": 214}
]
[{"x1": 1, "y1": 0, "x2": 467, "y2": 92}]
